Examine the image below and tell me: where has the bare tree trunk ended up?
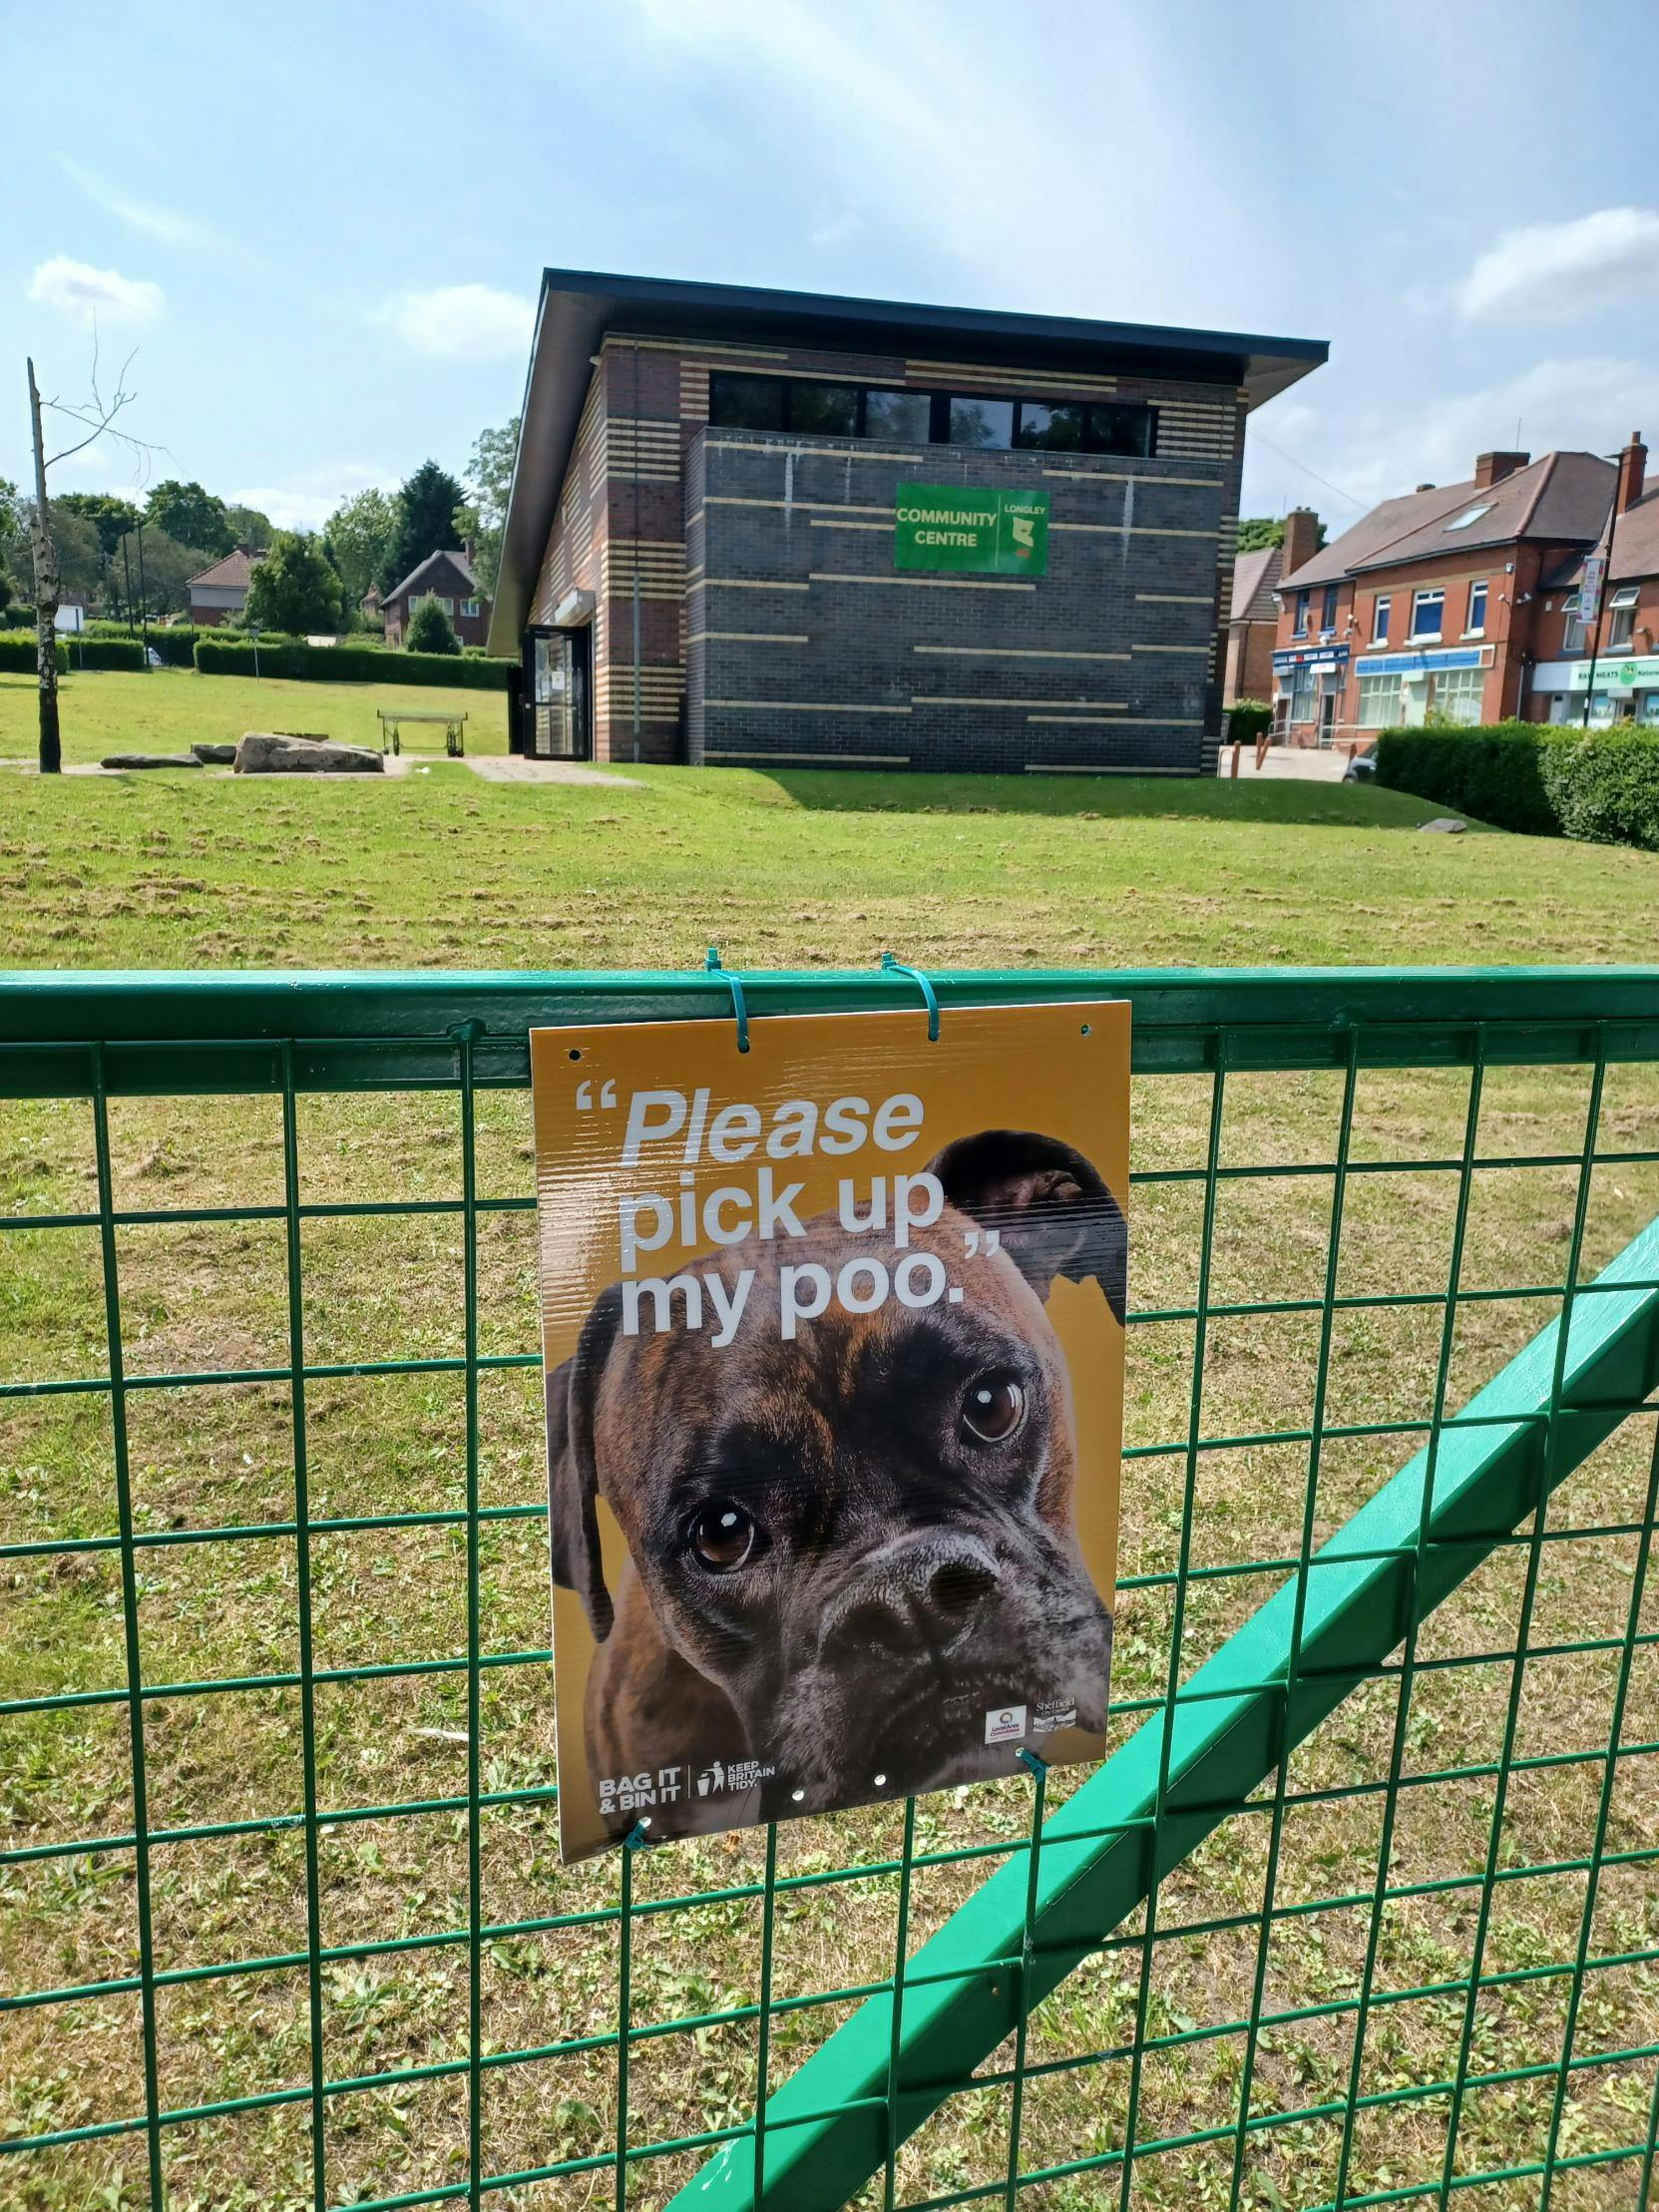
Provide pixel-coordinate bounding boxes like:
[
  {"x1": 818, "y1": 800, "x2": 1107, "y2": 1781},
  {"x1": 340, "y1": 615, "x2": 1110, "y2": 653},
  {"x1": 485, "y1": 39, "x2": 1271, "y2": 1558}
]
[{"x1": 26, "y1": 358, "x2": 61, "y2": 776}]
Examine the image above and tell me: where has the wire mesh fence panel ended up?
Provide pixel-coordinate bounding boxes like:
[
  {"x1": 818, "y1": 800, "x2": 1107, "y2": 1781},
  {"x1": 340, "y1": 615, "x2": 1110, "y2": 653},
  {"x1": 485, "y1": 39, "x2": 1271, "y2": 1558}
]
[{"x1": 3, "y1": 968, "x2": 1659, "y2": 2212}]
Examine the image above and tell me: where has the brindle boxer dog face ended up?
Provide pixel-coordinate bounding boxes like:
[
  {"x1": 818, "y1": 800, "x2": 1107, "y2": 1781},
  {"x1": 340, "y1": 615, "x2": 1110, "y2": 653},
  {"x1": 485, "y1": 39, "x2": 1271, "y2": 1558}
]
[{"x1": 548, "y1": 1130, "x2": 1124, "y2": 1826}]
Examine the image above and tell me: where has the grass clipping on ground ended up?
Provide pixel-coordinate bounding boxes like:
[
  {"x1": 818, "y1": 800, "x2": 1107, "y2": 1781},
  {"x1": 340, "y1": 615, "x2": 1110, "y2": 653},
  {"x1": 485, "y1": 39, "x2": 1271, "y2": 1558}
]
[{"x1": 5, "y1": 670, "x2": 1659, "y2": 2208}]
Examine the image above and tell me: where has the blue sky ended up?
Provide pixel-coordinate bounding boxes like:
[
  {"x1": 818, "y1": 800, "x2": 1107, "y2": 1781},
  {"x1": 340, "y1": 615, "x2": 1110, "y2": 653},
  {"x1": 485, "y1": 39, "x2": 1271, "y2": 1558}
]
[{"x1": 11, "y1": 0, "x2": 1659, "y2": 539}]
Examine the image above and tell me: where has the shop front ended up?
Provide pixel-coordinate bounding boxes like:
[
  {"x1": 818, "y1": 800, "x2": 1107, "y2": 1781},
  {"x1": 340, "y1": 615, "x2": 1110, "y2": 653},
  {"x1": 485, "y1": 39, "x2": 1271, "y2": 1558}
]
[
  {"x1": 1271, "y1": 642, "x2": 1349, "y2": 745},
  {"x1": 1530, "y1": 655, "x2": 1659, "y2": 727},
  {"x1": 1349, "y1": 645, "x2": 1490, "y2": 731}
]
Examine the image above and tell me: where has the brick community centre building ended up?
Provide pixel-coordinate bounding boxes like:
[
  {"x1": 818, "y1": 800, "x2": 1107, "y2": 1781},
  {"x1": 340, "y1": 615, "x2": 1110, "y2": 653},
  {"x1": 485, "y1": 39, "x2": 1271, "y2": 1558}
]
[
  {"x1": 1269, "y1": 433, "x2": 1658, "y2": 743},
  {"x1": 489, "y1": 270, "x2": 1324, "y2": 772}
]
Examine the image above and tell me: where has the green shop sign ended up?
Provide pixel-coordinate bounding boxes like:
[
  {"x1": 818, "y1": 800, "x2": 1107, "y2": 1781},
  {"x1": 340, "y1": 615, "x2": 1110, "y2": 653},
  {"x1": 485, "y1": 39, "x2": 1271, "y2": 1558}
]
[
  {"x1": 894, "y1": 484, "x2": 1049, "y2": 577},
  {"x1": 1569, "y1": 654, "x2": 1659, "y2": 689}
]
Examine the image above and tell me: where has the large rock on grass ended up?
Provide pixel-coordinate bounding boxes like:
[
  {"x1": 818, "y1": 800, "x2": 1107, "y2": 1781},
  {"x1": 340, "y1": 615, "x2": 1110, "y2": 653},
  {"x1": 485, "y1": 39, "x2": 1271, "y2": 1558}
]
[
  {"x1": 191, "y1": 742, "x2": 238, "y2": 764},
  {"x1": 235, "y1": 732, "x2": 382, "y2": 774},
  {"x1": 101, "y1": 752, "x2": 204, "y2": 769}
]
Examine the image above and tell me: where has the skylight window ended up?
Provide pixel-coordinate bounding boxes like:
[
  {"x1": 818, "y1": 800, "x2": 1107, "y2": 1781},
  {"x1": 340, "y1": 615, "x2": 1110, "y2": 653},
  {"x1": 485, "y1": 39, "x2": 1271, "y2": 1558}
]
[{"x1": 1444, "y1": 502, "x2": 1492, "y2": 531}]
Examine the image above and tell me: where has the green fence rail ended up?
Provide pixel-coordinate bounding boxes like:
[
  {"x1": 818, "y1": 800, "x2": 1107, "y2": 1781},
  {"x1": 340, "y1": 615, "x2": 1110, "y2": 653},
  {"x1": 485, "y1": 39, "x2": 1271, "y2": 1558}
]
[{"x1": 4, "y1": 965, "x2": 1659, "y2": 2212}]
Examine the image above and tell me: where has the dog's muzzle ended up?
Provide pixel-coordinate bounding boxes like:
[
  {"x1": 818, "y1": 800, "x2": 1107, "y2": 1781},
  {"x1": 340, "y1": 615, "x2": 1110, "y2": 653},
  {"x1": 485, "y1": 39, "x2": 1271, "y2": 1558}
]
[{"x1": 814, "y1": 1533, "x2": 1004, "y2": 1670}]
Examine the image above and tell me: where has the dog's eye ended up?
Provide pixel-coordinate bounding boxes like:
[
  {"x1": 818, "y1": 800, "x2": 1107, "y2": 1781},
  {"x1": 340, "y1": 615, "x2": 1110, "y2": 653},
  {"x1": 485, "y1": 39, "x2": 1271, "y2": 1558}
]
[
  {"x1": 688, "y1": 1502, "x2": 757, "y2": 1572},
  {"x1": 962, "y1": 1373, "x2": 1027, "y2": 1445}
]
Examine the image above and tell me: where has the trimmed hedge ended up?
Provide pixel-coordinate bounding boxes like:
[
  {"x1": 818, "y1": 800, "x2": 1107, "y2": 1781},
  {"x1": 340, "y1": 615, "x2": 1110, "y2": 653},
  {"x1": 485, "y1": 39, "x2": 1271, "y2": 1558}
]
[
  {"x1": 195, "y1": 638, "x2": 514, "y2": 688},
  {"x1": 1375, "y1": 721, "x2": 1659, "y2": 850},
  {"x1": 85, "y1": 623, "x2": 273, "y2": 667},
  {"x1": 1226, "y1": 698, "x2": 1272, "y2": 747},
  {"x1": 0, "y1": 630, "x2": 68, "y2": 674},
  {"x1": 67, "y1": 636, "x2": 147, "y2": 671}
]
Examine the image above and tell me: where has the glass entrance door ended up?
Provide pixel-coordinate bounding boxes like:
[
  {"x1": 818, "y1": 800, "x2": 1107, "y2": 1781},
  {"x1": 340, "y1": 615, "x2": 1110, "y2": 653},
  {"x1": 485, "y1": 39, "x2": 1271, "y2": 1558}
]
[{"x1": 528, "y1": 630, "x2": 591, "y2": 760}]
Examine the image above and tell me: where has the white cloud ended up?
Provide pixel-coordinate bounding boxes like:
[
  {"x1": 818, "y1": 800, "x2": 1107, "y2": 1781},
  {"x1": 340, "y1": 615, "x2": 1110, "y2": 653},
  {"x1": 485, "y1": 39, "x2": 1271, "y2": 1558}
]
[
  {"x1": 1456, "y1": 208, "x2": 1659, "y2": 326},
  {"x1": 27, "y1": 255, "x2": 164, "y2": 326},
  {"x1": 230, "y1": 464, "x2": 395, "y2": 533},
  {"x1": 374, "y1": 283, "x2": 535, "y2": 362},
  {"x1": 1246, "y1": 356, "x2": 1659, "y2": 519},
  {"x1": 57, "y1": 158, "x2": 212, "y2": 248}
]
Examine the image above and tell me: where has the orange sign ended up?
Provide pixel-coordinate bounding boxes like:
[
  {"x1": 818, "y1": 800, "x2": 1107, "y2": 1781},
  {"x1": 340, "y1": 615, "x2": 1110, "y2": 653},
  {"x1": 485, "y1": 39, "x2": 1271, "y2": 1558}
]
[{"x1": 531, "y1": 1002, "x2": 1129, "y2": 1862}]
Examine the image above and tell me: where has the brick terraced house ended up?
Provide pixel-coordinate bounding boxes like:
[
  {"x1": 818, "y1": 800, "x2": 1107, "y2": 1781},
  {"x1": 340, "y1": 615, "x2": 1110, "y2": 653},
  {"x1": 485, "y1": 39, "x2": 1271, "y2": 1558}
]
[
  {"x1": 1269, "y1": 437, "x2": 1650, "y2": 744},
  {"x1": 1222, "y1": 542, "x2": 1284, "y2": 705},
  {"x1": 1527, "y1": 435, "x2": 1659, "y2": 726},
  {"x1": 381, "y1": 549, "x2": 491, "y2": 649},
  {"x1": 187, "y1": 543, "x2": 265, "y2": 627},
  {"x1": 489, "y1": 270, "x2": 1325, "y2": 772}
]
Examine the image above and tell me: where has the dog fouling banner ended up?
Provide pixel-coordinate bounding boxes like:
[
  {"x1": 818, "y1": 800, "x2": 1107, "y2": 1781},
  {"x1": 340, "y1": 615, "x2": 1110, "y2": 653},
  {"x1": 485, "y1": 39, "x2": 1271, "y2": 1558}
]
[{"x1": 531, "y1": 1000, "x2": 1128, "y2": 1862}]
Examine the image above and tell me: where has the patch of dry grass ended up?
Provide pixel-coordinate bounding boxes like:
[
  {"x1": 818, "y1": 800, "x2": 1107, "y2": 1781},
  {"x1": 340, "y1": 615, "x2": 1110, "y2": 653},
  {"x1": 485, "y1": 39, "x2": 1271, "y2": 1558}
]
[{"x1": 4, "y1": 1047, "x2": 1658, "y2": 2212}]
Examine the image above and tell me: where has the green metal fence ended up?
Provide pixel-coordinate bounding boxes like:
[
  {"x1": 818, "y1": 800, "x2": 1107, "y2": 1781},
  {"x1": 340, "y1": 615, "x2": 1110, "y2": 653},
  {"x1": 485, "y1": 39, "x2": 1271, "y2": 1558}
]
[{"x1": 4, "y1": 966, "x2": 1659, "y2": 2212}]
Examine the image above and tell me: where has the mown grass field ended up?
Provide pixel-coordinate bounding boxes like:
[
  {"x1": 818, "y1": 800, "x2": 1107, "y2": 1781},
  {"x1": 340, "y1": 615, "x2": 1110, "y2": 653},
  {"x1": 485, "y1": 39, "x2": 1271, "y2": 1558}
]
[
  {"x1": 3, "y1": 668, "x2": 1659, "y2": 2211},
  {"x1": 1, "y1": 669, "x2": 510, "y2": 772}
]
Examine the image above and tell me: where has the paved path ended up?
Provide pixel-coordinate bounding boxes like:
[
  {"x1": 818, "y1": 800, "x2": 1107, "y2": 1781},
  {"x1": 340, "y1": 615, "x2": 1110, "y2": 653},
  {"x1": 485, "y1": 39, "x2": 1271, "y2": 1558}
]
[
  {"x1": 460, "y1": 754, "x2": 640, "y2": 786},
  {"x1": 1215, "y1": 743, "x2": 1352, "y2": 782}
]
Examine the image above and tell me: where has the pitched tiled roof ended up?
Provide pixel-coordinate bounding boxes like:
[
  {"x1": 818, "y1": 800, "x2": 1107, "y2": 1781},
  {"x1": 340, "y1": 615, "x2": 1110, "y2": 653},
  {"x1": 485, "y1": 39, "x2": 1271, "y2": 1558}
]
[
  {"x1": 188, "y1": 546, "x2": 264, "y2": 591},
  {"x1": 1611, "y1": 487, "x2": 1659, "y2": 581},
  {"x1": 384, "y1": 549, "x2": 480, "y2": 605},
  {"x1": 1280, "y1": 453, "x2": 1617, "y2": 591},
  {"x1": 1229, "y1": 545, "x2": 1282, "y2": 624},
  {"x1": 1278, "y1": 482, "x2": 1476, "y2": 590}
]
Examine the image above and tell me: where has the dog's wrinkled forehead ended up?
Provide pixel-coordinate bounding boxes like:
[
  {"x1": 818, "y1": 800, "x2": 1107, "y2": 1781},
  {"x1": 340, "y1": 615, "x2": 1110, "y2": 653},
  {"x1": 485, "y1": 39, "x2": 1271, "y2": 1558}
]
[{"x1": 602, "y1": 1216, "x2": 1050, "y2": 1446}]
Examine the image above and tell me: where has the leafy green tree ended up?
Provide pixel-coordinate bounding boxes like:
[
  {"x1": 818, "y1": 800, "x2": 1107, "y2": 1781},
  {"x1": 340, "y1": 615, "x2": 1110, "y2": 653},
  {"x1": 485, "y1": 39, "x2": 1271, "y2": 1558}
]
[
  {"x1": 1237, "y1": 516, "x2": 1326, "y2": 555},
  {"x1": 144, "y1": 479, "x2": 233, "y2": 558},
  {"x1": 221, "y1": 502, "x2": 274, "y2": 547},
  {"x1": 1237, "y1": 517, "x2": 1284, "y2": 553},
  {"x1": 404, "y1": 593, "x2": 461, "y2": 655},
  {"x1": 453, "y1": 416, "x2": 518, "y2": 596},
  {"x1": 322, "y1": 487, "x2": 398, "y2": 606},
  {"x1": 57, "y1": 492, "x2": 141, "y2": 557},
  {"x1": 109, "y1": 526, "x2": 207, "y2": 621},
  {"x1": 42, "y1": 504, "x2": 105, "y2": 608},
  {"x1": 244, "y1": 532, "x2": 344, "y2": 635},
  {"x1": 381, "y1": 459, "x2": 466, "y2": 592}
]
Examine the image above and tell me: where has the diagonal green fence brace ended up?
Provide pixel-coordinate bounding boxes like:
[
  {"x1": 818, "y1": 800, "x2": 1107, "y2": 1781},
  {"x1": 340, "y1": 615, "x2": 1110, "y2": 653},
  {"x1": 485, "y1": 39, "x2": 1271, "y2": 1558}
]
[{"x1": 671, "y1": 1215, "x2": 1659, "y2": 2212}]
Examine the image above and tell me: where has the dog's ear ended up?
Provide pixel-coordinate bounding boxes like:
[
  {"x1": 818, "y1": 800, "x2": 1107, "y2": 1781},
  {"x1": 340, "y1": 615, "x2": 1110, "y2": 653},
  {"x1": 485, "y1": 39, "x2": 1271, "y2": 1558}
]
[
  {"x1": 929, "y1": 1129, "x2": 1126, "y2": 1322},
  {"x1": 546, "y1": 1286, "x2": 623, "y2": 1641}
]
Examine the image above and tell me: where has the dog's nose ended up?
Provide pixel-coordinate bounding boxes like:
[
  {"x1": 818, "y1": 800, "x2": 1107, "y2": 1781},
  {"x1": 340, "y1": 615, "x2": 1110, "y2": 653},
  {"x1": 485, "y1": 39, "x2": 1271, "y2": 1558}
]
[{"x1": 820, "y1": 1540, "x2": 1002, "y2": 1666}]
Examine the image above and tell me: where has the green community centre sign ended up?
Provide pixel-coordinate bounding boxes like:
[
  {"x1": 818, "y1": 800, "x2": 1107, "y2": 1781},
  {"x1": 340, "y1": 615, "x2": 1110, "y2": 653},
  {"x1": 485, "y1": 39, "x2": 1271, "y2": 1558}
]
[{"x1": 894, "y1": 483, "x2": 1050, "y2": 577}]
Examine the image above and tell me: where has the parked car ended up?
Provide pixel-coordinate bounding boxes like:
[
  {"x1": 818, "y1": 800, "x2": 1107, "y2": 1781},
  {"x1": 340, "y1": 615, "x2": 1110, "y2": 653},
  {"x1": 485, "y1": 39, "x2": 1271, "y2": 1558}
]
[{"x1": 1344, "y1": 745, "x2": 1376, "y2": 782}]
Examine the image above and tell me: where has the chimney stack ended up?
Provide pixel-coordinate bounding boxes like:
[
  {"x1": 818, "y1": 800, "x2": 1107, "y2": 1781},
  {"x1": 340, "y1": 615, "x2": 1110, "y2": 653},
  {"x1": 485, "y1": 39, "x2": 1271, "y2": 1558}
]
[
  {"x1": 1280, "y1": 506, "x2": 1321, "y2": 579},
  {"x1": 1473, "y1": 450, "x2": 1529, "y2": 490},
  {"x1": 1616, "y1": 431, "x2": 1648, "y2": 515}
]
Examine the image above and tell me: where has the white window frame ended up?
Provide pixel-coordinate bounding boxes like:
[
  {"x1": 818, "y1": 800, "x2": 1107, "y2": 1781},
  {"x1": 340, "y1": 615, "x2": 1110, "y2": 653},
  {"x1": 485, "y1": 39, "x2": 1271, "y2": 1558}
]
[
  {"x1": 1464, "y1": 580, "x2": 1488, "y2": 638},
  {"x1": 1372, "y1": 594, "x2": 1391, "y2": 645},
  {"x1": 1607, "y1": 586, "x2": 1639, "y2": 652},
  {"x1": 1430, "y1": 665, "x2": 1483, "y2": 725},
  {"x1": 1411, "y1": 588, "x2": 1445, "y2": 641},
  {"x1": 460, "y1": 597, "x2": 480, "y2": 619},
  {"x1": 1356, "y1": 670, "x2": 1403, "y2": 728}
]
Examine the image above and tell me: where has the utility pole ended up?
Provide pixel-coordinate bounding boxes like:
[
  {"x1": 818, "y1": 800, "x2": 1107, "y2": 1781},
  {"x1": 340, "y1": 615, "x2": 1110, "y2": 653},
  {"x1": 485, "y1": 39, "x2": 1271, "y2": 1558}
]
[{"x1": 25, "y1": 358, "x2": 61, "y2": 775}]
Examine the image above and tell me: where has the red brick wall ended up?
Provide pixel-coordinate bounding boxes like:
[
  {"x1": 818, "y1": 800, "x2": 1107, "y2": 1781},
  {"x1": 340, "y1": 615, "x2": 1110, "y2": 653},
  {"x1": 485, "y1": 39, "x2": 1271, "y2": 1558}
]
[
  {"x1": 1225, "y1": 619, "x2": 1277, "y2": 704},
  {"x1": 1270, "y1": 544, "x2": 1602, "y2": 738}
]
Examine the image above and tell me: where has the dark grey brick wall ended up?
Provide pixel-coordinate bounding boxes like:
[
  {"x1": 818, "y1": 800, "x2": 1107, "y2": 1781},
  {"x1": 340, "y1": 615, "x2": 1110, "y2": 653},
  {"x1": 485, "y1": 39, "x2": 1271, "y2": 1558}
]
[{"x1": 685, "y1": 427, "x2": 1231, "y2": 775}]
